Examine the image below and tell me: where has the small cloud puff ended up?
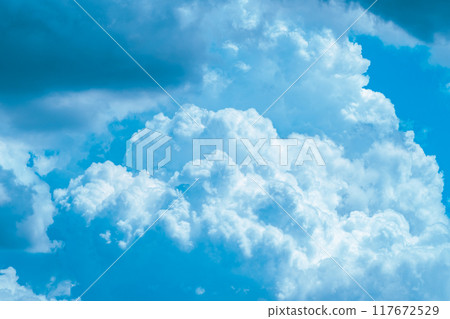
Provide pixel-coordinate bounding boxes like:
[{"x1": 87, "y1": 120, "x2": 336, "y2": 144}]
[
  {"x1": 195, "y1": 287, "x2": 206, "y2": 295},
  {"x1": 223, "y1": 41, "x2": 239, "y2": 53},
  {"x1": 235, "y1": 61, "x2": 251, "y2": 72},
  {"x1": 100, "y1": 230, "x2": 112, "y2": 244}
]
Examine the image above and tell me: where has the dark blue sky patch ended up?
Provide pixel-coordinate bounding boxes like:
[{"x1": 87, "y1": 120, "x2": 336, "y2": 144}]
[
  {"x1": 0, "y1": 0, "x2": 202, "y2": 95},
  {"x1": 344, "y1": 0, "x2": 450, "y2": 42}
]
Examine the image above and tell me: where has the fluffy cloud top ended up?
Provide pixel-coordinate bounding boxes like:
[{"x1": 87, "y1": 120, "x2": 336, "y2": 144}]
[{"x1": 55, "y1": 162, "x2": 188, "y2": 249}]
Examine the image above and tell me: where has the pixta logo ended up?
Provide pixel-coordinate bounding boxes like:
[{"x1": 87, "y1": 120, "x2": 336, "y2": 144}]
[
  {"x1": 125, "y1": 128, "x2": 172, "y2": 175},
  {"x1": 126, "y1": 129, "x2": 325, "y2": 175},
  {"x1": 192, "y1": 138, "x2": 325, "y2": 167}
]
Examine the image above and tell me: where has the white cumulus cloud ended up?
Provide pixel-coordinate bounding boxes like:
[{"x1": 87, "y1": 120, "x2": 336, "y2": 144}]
[
  {"x1": 0, "y1": 267, "x2": 74, "y2": 301},
  {"x1": 53, "y1": 11, "x2": 449, "y2": 300},
  {"x1": 0, "y1": 267, "x2": 47, "y2": 301},
  {"x1": 55, "y1": 103, "x2": 449, "y2": 300}
]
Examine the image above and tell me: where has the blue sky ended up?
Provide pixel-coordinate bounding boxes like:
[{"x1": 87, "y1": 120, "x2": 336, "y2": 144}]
[
  {"x1": 0, "y1": 0, "x2": 449, "y2": 301},
  {"x1": 356, "y1": 35, "x2": 450, "y2": 212}
]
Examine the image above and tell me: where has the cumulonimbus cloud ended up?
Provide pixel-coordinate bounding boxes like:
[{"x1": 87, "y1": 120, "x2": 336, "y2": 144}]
[{"x1": 55, "y1": 100, "x2": 450, "y2": 300}]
